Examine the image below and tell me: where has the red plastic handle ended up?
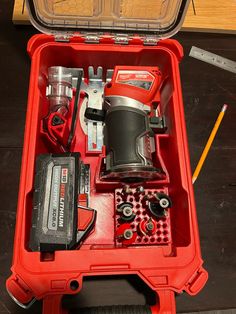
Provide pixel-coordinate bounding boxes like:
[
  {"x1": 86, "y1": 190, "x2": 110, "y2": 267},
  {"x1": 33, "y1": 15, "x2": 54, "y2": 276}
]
[
  {"x1": 43, "y1": 295, "x2": 65, "y2": 314},
  {"x1": 151, "y1": 290, "x2": 176, "y2": 314},
  {"x1": 42, "y1": 290, "x2": 176, "y2": 314}
]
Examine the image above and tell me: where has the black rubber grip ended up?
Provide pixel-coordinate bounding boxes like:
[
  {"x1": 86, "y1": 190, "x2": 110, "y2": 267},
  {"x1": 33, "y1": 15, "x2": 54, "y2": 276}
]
[
  {"x1": 104, "y1": 106, "x2": 150, "y2": 167},
  {"x1": 72, "y1": 305, "x2": 152, "y2": 314}
]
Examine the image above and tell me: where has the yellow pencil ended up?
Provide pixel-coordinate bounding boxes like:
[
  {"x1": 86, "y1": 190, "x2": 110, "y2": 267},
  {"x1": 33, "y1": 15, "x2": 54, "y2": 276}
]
[{"x1": 192, "y1": 104, "x2": 228, "y2": 184}]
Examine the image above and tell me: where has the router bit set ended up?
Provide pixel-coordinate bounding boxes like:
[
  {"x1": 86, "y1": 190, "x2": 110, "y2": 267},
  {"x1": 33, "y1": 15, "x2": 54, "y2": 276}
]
[{"x1": 7, "y1": 1, "x2": 208, "y2": 312}]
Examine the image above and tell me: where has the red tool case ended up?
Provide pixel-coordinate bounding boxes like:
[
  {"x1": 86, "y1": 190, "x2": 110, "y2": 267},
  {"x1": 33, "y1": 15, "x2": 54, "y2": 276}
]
[{"x1": 6, "y1": 0, "x2": 208, "y2": 313}]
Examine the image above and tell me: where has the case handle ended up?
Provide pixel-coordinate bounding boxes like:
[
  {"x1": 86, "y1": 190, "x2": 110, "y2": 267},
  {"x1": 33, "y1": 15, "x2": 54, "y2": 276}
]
[{"x1": 42, "y1": 290, "x2": 176, "y2": 314}]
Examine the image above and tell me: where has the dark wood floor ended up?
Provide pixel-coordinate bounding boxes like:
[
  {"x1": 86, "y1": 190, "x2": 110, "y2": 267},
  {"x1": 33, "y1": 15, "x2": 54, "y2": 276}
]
[{"x1": 0, "y1": 1, "x2": 236, "y2": 313}]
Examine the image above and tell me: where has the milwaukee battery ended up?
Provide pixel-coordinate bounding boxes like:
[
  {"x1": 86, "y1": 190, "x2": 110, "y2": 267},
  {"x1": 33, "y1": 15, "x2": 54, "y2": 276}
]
[{"x1": 29, "y1": 153, "x2": 80, "y2": 252}]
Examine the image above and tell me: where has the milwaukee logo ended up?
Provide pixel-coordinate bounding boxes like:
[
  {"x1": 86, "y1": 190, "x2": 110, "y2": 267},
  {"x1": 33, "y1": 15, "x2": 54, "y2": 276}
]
[{"x1": 61, "y1": 168, "x2": 68, "y2": 183}]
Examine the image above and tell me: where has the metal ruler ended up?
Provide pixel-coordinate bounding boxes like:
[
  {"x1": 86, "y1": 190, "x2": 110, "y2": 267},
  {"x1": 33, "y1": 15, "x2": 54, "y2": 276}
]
[{"x1": 189, "y1": 46, "x2": 236, "y2": 74}]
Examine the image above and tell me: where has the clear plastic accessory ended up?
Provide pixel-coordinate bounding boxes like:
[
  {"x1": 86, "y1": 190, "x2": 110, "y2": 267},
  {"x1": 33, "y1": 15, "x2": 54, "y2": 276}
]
[{"x1": 46, "y1": 66, "x2": 73, "y2": 116}]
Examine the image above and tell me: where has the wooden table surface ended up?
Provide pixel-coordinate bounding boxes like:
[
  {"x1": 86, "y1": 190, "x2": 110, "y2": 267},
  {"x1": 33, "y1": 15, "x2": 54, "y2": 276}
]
[{"x1": 0, "y1": 1, "x2": 236, "y2": 313}]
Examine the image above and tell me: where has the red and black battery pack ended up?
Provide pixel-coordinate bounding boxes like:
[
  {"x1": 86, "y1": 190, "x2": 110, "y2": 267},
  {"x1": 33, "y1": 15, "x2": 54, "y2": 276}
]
[{"x1": 29, "y1": 153, "x2": 80, "y2": 252}]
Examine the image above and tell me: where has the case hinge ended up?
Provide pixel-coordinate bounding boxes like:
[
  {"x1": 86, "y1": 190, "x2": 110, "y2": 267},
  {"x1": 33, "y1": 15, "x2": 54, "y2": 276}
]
[
  {"x1": 114, "y1": 34, "x2": 129, "y2": 45},
  {"x1": 54, "y1": 33, "x2": 158, "y2": 46},
  {"x1": 55, "y1": 35, "x2": 70, "y2": 42},
  {"x1": 143, "y1": 36, "x2": 159, "y2": 46},
  {"x1": 85, "y1": 35, "x2": 100, "y2": 44}
]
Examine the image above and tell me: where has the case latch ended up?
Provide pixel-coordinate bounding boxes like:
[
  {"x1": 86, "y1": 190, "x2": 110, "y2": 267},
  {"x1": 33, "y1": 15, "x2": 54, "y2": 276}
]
[{"x1": 186, "y1": 267, "x2": 208, "y2": 295}]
